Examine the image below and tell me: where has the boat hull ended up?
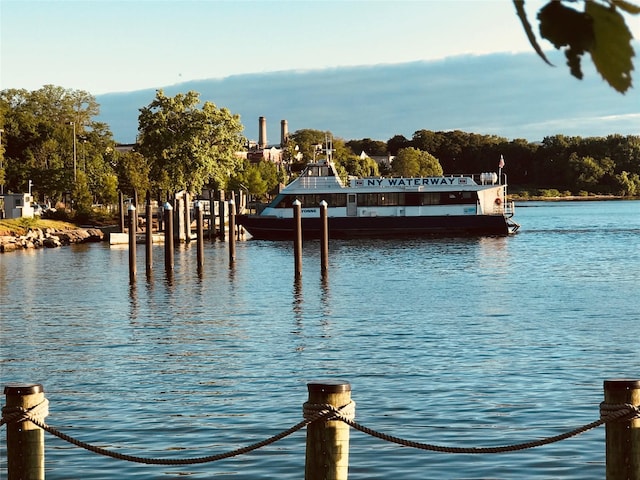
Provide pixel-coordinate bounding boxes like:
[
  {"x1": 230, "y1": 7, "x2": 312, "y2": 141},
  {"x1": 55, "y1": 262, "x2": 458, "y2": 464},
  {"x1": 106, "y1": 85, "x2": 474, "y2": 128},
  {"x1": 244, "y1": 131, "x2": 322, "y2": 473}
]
[{"x1": 237, "y1": 214, "x2": 512, "y2": 240}]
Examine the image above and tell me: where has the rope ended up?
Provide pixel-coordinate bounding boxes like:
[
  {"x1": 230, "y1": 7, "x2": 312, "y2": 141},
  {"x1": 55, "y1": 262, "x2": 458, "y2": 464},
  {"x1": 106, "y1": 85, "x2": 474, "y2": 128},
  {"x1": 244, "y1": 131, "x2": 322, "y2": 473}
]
[
  {"x1": 0, "y1": 403, "x2": 337, "y2": 466},
  {"x1": 0, "y1": 399, "x2": 50, "y2": 427},
  {"x1": 1, "y1": 399, "x2": 638, "y2": 463},
  {"x1": 329, "y1": 402, "x2": 640, "y2": 454},
  {"x1": 303, "y1": 401, "x2": 356, "y2": 421}
]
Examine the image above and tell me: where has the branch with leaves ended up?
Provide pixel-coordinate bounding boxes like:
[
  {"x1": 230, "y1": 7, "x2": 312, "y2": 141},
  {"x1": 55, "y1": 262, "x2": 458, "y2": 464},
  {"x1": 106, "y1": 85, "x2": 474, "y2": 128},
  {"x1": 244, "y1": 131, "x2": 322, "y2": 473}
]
[{"x1": 514, "y1": 0, "x2": 640, "y2": 93}]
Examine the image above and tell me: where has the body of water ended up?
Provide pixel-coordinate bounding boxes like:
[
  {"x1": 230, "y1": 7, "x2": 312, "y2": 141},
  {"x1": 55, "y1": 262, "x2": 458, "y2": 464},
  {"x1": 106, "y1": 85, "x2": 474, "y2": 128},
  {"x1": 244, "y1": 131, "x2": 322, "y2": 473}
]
[{"x1": 1, "y1": 200, "x2": 639, "y2": 479}]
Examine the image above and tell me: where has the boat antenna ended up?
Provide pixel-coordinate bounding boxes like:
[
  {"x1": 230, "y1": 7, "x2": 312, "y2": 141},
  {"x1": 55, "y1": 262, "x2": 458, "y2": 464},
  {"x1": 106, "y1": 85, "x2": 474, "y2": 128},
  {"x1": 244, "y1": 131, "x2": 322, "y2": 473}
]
[{"x1": 325, "y1": 134, "x2": 334, "y2": 163}]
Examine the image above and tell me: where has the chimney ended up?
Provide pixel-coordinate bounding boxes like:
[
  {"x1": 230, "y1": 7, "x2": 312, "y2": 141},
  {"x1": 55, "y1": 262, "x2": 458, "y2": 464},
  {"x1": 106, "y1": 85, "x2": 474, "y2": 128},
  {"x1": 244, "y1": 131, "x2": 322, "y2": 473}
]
[
  {"x1": 259, "y1": 116, "x2": 267, "y2": 149},
  {"x1": 280, "y1": 119, "x2": 289, "y2": 146}
]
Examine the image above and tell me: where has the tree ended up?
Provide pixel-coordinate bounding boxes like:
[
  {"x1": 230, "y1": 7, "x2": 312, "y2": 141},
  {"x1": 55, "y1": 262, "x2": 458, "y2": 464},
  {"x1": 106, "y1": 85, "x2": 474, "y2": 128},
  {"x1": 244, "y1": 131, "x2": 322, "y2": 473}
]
[
  {"x1": 229, "y1": 160, "x2": 280, "y2": 200},
  {"x1": 514, "y1": 0, "x2": 640, "y2": 93},
  {"x1": 337, "y1": 154, "x2": 380, "y2": 178},
  {"x1": 72, "y1": 170, "x2": 93, "y2": 218},
  {"x1": 345, "y1": 138, "x2": 387, "y2": 156},
  {"x1": 392, "y1": 148, "x2": 443, "y2": 177},
  {"x1": 0, "y1": 85, "x2": 115, "y2": 204},
  {"x1": 288, "y1": 129, "x2": 330, "y2": 162},
  {"x1": 615, "y1": 171, "x2": 640, "y2": 196},
  {"x1": 114, "y1": 150, "x2": 151, "y2": 199},
  {"x1": 137, "y1": 90, "x2": 245, "y2": 194},
  {"x1": 386, "y1": 134, "x2": 411, "y2": 155}
]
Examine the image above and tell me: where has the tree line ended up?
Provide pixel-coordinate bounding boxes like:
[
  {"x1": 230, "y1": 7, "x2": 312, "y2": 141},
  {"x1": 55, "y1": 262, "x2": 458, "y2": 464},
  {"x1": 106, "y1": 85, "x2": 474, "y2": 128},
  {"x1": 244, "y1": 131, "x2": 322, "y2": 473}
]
[{"x1": 1, "y1": 86, "x2": 639, "y2": 223}]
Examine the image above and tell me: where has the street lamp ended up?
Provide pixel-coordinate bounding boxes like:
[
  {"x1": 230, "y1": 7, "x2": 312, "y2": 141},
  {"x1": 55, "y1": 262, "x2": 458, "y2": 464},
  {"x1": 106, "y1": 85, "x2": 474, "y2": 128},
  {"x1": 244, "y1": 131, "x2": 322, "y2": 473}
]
[{"x1": 68, "y1": 122, "x2": 77, "y2": 182}]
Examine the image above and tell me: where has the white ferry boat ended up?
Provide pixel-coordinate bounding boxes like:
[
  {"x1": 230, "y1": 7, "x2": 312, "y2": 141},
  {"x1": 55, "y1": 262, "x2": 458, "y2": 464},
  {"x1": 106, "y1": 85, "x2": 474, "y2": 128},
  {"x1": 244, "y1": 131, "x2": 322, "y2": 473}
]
[{"x1": 237, "y1": 151, "x2": 520, "y2": 240}]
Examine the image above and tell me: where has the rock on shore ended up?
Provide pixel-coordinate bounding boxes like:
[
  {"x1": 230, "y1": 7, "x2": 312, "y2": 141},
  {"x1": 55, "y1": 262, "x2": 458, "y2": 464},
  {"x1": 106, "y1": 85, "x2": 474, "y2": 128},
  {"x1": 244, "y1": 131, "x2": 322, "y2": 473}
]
[{"x1": 0, "y1": 227, "x2": 104, "y2": 253}]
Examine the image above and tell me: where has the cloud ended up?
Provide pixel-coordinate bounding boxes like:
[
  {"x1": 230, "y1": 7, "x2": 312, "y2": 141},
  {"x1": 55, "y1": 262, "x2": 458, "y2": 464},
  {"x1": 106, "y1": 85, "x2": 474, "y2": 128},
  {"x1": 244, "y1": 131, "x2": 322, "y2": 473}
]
[{"x1": 97, "y1": 50, "x2": 640, "y2": 144}]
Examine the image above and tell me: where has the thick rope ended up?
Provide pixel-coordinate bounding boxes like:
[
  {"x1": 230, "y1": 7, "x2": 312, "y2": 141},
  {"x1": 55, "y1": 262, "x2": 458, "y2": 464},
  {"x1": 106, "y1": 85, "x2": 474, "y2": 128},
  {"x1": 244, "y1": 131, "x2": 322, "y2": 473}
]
[
  {"x1": 331, "y1": 402, "x2": 640, "y2": 454},
  {"x1": 0, "y1": 399, "x2": 49, "y2": 427},
  {"x1": 0, "y1": 405, "x2": 335, "y2": 466},
  {"x1": 1, "y1": 400, "x2": 638, "y2": 463},
  {"x1": 303, "y1": 401, "x2": 356, "y2": 421}
]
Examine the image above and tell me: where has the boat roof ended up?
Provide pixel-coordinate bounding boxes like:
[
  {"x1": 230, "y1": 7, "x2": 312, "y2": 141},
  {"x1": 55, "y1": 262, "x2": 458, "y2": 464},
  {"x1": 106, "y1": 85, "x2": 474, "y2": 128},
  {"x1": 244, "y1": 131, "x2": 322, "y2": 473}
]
[{"x1": 281, "y1": 159, "x2": 504, "y2": 194}]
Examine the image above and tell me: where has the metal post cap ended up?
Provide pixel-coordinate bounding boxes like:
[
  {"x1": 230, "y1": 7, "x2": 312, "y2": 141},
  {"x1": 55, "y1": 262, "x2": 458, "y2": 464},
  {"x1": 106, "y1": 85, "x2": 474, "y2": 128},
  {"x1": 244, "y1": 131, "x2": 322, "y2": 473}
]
[
  {"x1": 307, "y1": 380, "x2": 351, "y2": 393},
  {"x1": 4, "y1": 383, "x2": 44, "y2": 395}
]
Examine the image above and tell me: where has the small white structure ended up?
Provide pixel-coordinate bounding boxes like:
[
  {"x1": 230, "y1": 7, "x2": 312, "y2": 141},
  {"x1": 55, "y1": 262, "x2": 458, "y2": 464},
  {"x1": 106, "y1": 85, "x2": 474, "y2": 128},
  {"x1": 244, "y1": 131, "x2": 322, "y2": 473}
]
[{"x1": 3, "y1": 193, "x2": 35, "y2": 219}]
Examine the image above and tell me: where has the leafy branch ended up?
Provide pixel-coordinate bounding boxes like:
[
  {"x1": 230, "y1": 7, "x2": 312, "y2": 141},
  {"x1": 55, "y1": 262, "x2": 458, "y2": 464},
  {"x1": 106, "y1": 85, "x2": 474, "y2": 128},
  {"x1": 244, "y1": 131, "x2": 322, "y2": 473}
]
[{"x1": 514, "y1": 0, "x2": 639, "y2": 93}]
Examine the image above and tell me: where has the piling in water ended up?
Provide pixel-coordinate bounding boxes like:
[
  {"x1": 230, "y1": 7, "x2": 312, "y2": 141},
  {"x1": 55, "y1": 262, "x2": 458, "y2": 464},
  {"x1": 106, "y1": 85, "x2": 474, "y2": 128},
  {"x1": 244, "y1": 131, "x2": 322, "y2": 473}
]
[
  {"x1": 305, "y1": 381, "x2": 352, "y2": 480},
  {"x1": 196, "y1": 201, "x2": 204, "y2": 270},
  {"x1": 229, "y1": 199, "x2": 236, "y2": 264},
  {"x1": 604, "y1": 379, "x2": 640, "y2": 480},
  {"x1": 320, "y1": 200, "x2": 329, "y2": 275},
  {"x1": 128, "y1": 204, "x2": 136, "y2": 282},
  {"x1": 3, "y1": 383, "x2": 47, "y2": 480},
  {"x1": 293, "y1": 200, "x2": 302, "y2": 278},
  {"x1": 164, "y1": 202, "x2": 174, "y2": 272}
]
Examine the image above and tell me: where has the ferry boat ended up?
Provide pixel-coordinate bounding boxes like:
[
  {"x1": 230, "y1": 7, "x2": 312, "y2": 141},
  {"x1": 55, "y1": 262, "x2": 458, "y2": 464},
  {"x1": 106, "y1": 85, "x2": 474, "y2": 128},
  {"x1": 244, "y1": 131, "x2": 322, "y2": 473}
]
[{"x1": 237, "y1": 149, "x2": 520, "y2": 240}]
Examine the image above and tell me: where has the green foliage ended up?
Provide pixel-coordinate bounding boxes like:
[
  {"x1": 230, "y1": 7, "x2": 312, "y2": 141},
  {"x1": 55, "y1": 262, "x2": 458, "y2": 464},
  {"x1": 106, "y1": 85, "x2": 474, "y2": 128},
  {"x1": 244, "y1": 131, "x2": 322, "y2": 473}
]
[
  {"x1": 72, "y1": 170, "x2": 93, "y2": 217},
  {"x1": 538, "y1": 188, "x2": 562, "y2": 197},
  {"x1": 114, "y1": 150, "x2": 151, "y2": 198},
  {"x1": 0, "y1": 85, "x2": 116, "y2": 203},
  {"x1": 229, "y1": 160, "x2": 280, "y2": 200},
  {"x1": 615, "y1": 171, "x2": 640, "y2": 195},
  {"x1": 514, "y1": 0, "x2": 639, "y2": 93},
  {"x1": 137, "y1": 90, "x2": 245, "y2": 194},
  {"x1": 345, "y1": 138, "x2": 387, "y2": 156},
  {"x1": 18, "y1": 216, "x2": 38, "y2": 230},
  {"x1": 336, "y1": 154, "x2": 380, "y2": 178},
  {"x1": 288, "y1": 129, "x2": 329, "y2": 162},
  {"x1": 392, "y1": 147, "x2": 443, "y2": 177}
]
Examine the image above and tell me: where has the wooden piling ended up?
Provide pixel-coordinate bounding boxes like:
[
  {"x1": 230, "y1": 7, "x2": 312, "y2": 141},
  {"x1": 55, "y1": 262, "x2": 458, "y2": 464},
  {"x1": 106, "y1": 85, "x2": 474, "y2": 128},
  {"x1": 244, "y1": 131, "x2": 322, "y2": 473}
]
[
  {"x1": 320, "y1": 200, "x2": 329, "y2": 275},
  {"x1": 128, "y1": 204, "x2": 136, "y2": 282},
  {"x1": 228, "y1": 199, "x2": 236, "y2": 264},
  {"x1": 145, "y1": 193, "x2": 153, "y2": 277},
  {"x1": 604, "y1": 379, "x2": 640, "y2": 480},
  {"x1": 293, "y1": 200, "x2": 302, "y2": 278},
  {"x1": 305, "y1": 380, "x2": 352, "y2": 480},
  {"x1": 218, "y1": 190, "x2": 226, "y2": 239},
  {"x1": 118, "y1": 191, "x2": 125, "y2": 233},
  {"x1": 195, "y1": 201, "x2": 204, "y2": 270},
  {"x1": 164, "y1": 202, "x2": 174, "y2": 272},
  {"x1": 4, "y1": 383, "x2": 47, "y2": 480}
]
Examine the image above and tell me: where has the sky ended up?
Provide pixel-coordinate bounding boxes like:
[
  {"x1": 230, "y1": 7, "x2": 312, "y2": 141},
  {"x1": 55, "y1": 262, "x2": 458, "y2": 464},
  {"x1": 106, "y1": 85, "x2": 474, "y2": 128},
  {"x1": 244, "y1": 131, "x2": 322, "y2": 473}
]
[{"x1": 0, "y1": 0, "x2": 596, "y2": 96}]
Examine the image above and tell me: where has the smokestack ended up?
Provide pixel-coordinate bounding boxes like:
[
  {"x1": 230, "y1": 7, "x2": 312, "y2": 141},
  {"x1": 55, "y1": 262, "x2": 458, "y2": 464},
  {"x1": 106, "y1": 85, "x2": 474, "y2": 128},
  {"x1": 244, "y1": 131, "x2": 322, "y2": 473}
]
[
  {"x1": 280, "y1": 120, "x2": 289, "y2": 146},
  {"x1": 259, "y1": 116, "x2": 267, "y2": 149}
]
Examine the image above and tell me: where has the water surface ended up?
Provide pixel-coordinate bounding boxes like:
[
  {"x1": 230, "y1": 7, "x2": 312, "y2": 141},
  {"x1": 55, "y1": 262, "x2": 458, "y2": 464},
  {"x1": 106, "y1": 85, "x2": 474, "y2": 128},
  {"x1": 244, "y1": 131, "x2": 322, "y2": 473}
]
[{"x1": 1, "y1": 200, "x2": 639, "y2": 479}]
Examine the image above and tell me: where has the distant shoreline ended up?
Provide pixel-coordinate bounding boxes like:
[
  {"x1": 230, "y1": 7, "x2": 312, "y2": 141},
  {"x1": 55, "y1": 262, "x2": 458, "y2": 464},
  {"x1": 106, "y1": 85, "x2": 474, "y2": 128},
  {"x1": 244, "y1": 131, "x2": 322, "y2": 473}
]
[{"x1": 511, "y1": 195, "x2": 636, "y2": 202}]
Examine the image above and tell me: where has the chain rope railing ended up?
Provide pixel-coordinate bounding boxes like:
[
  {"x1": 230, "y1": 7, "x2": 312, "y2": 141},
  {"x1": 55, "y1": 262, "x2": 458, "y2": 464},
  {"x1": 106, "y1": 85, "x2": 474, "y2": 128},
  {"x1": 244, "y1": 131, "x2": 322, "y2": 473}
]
[{"x1": 2, "y1": 398, "x2": 639, "y2": 466}]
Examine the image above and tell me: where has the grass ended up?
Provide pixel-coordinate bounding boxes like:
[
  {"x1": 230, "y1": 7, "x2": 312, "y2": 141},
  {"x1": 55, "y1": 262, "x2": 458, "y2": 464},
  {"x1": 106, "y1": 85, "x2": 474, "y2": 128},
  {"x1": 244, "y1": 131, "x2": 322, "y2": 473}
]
[{"x1": 0, "y1": 218, "x2": 80, "y2": 236}]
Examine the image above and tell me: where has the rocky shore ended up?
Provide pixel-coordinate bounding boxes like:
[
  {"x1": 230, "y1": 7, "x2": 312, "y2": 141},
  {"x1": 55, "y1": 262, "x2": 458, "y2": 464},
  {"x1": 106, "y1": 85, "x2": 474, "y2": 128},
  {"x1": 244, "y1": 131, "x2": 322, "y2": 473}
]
[{"x1": 0, "y1": 227, "x2": 105, "y2": 253}]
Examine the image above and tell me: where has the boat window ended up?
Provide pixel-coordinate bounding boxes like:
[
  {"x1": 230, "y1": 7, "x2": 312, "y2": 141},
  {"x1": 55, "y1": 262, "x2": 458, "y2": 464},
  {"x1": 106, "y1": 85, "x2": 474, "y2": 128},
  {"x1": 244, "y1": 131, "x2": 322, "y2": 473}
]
[
  {"x1": 440, "y1": 191, "x2": 477, "y2": 204},
  {"x1": 273, "y1": 193, "x2": 347, "y2": 208}
]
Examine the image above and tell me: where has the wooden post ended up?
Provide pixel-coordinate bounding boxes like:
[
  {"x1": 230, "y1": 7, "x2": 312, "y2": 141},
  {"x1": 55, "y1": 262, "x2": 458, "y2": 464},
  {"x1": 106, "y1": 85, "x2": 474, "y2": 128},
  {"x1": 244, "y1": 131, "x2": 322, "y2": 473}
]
[
  {"x1": 164, "y1": 202, "x2": 174, "y2": 272},
  {"x1": 228, "y1": 199, "x2": 236, "y2": 264},
  {"x1": 145, "y1": 193, "x2": 153, "y2": 277},
  {"x1": 157, "y1": 191, "x2": 164, "y2": 232},
  {"x1": 4, "y1": 383, "x2": 47, "y2": 480},
  {"x1": 128, "y1": 204, "x2": 136, "y2": 282},
  {"x1": 320, "y1": 200, "x2": 329, "y2": 275},
  {"x1": 604, "y1": 379, "x2": 640, "y2": 480},
  {"x1": 118, "y1": 191, "x2": 125, "y2": 233},
  {"x1": 293, "y1": 199, "x2": 302, "y2": 279},
  {"x1": 305, "y1": 380, "x2": 352, "y2": 480},
  {"x1": 218, "y1": 190, "x2": 226, "y2": 239},
  {"x1": 195, "y1": 201, "x2": 204, "y2": 271},
  {"x1": 183, "y1": 192, "x2": 191, "y2": 243}
]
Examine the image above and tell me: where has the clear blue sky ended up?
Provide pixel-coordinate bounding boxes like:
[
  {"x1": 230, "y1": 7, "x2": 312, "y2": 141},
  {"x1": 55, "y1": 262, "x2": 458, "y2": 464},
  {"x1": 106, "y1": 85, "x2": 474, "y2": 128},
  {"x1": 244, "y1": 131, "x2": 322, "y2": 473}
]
[{"x1": 1, "y1": 0, "x2": 637, "y2": 95}]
